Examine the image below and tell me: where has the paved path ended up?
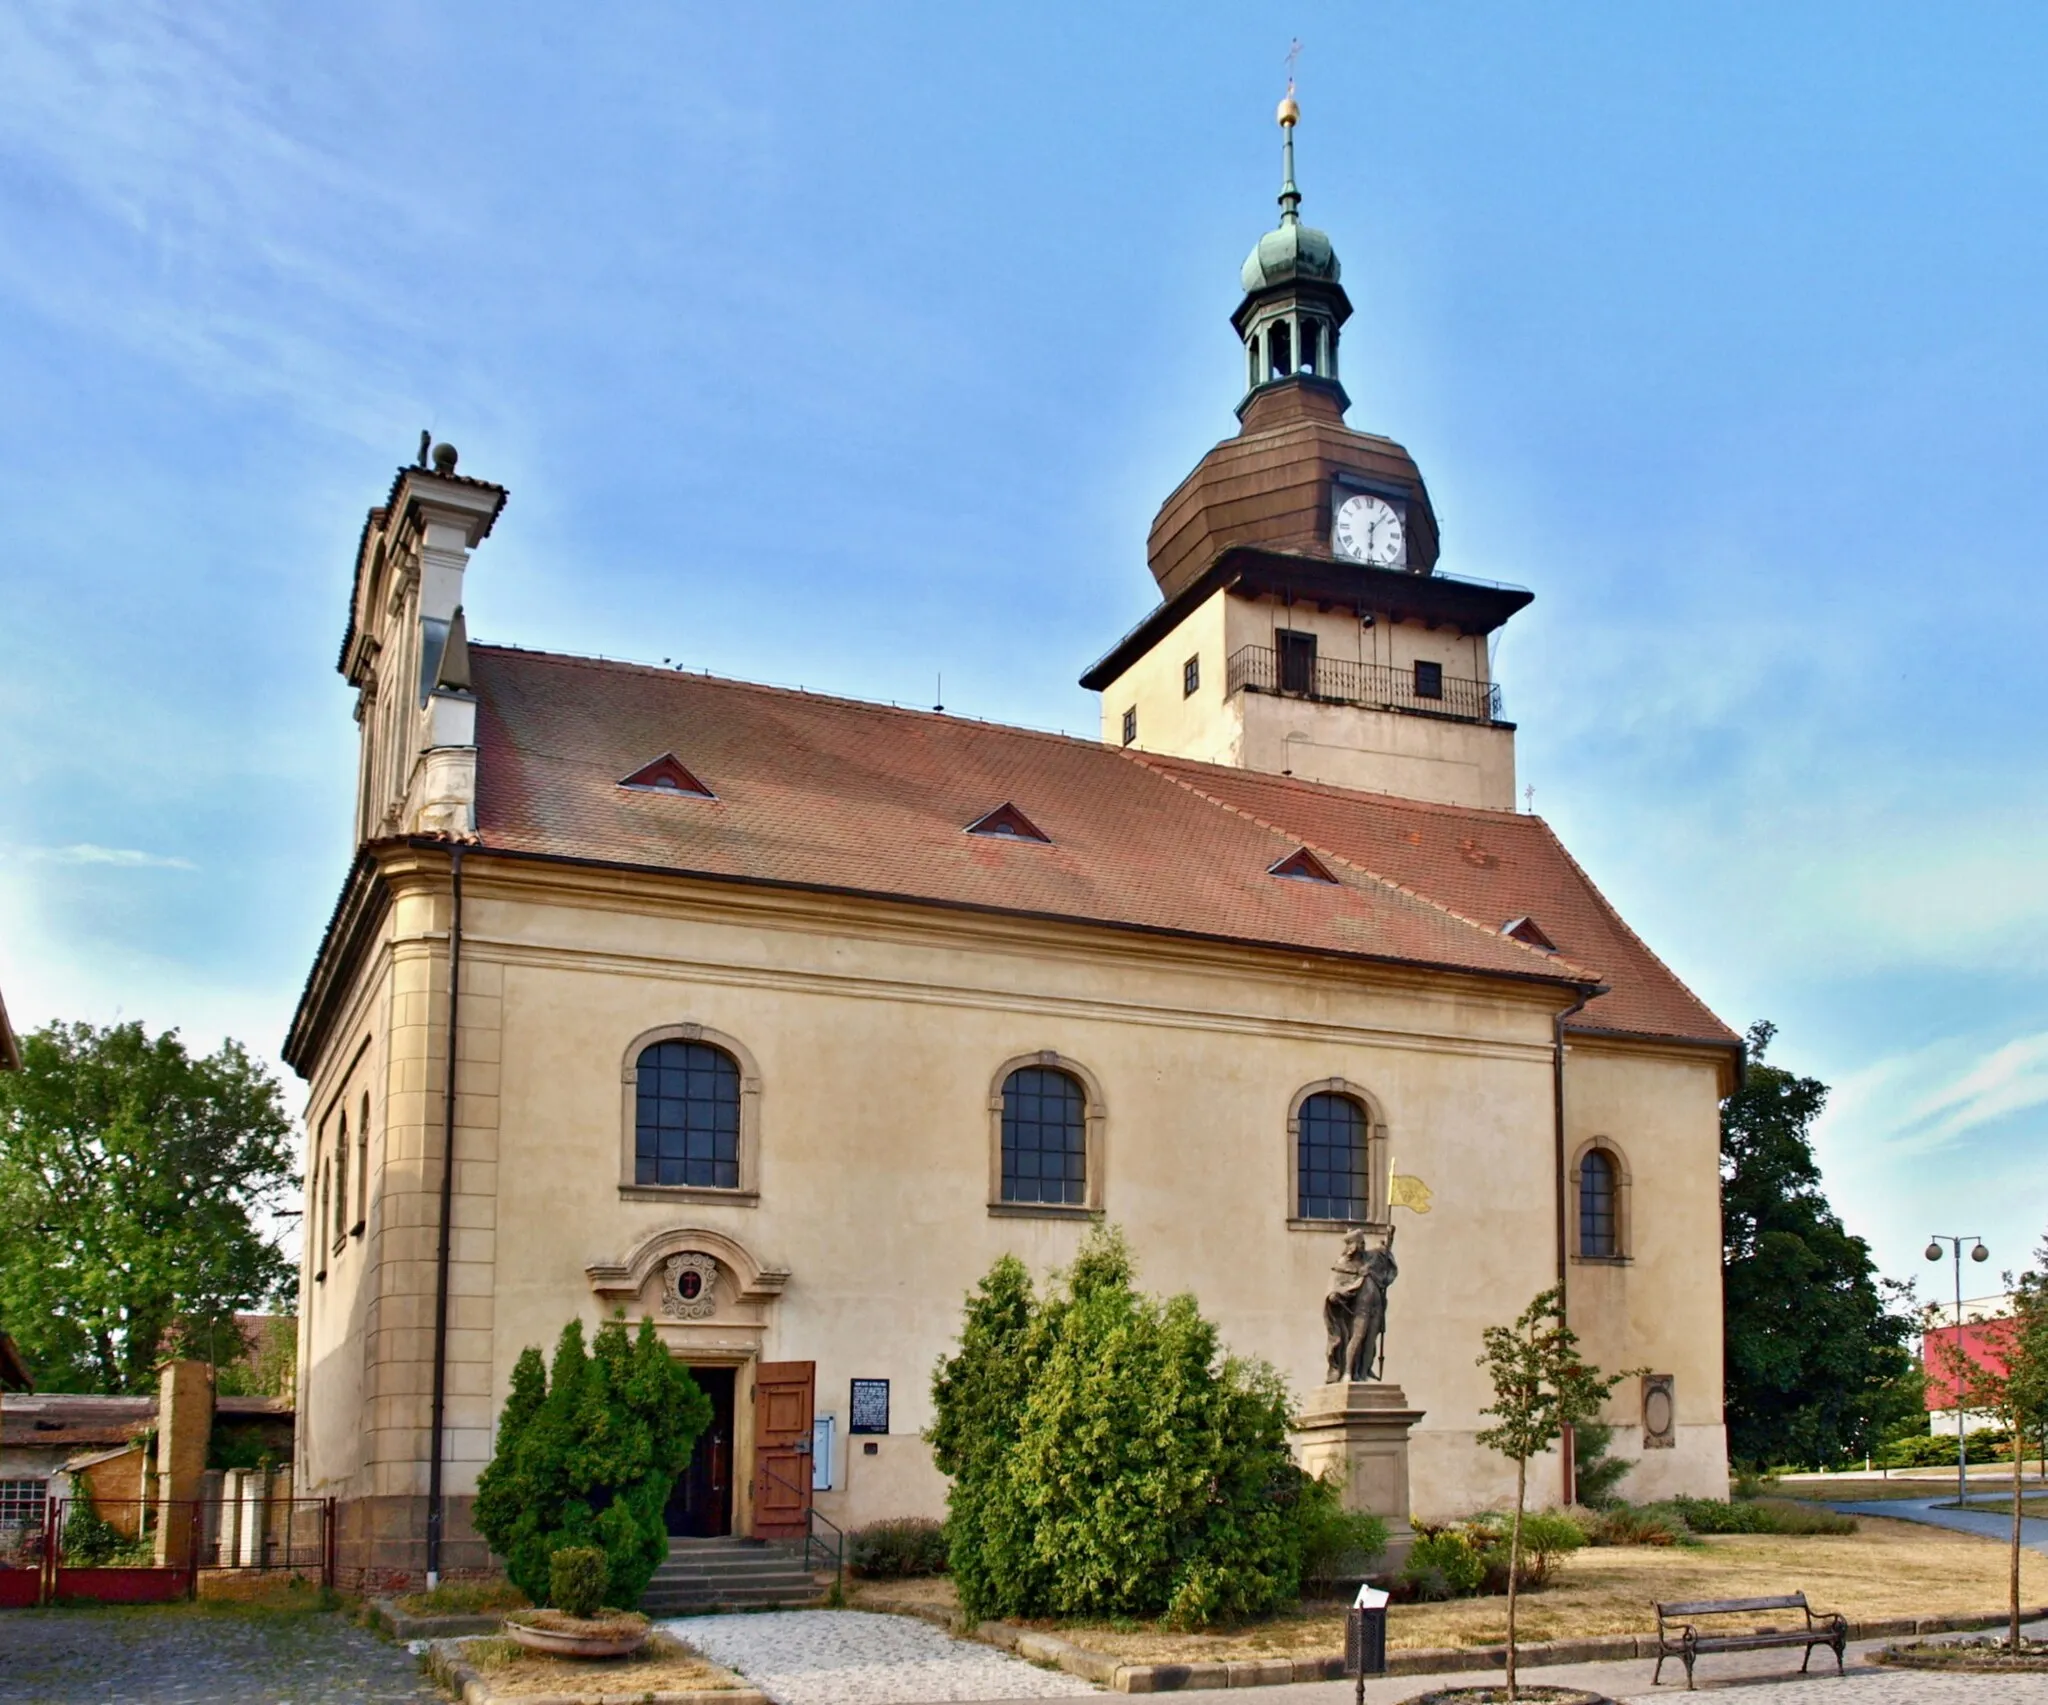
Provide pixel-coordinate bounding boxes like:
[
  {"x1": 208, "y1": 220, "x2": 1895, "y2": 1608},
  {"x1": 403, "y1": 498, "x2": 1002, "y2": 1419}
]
[
  {"x1": 663, "y1": 1610, "x2": 1099, "y2": 1705},
  {"x1": 0, "y1": 1604, "x2": 438, "y2": 1704},
  {"x1": 1826, "y1": 1494, "x2": 2048, "y2": 1558},
  {"x1": 958, "y1": 1620, "x2": 2048, "y2": 1705}
]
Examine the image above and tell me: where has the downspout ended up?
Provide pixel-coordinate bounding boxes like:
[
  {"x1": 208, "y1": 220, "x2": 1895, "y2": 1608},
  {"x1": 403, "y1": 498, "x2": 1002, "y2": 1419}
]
[
  {"x1": 1553, "y1": 988, "x2": 1595, "y2": 1504},
  {"x1": 425, "y1": 844, "x2": 464, "y2": 1585}
]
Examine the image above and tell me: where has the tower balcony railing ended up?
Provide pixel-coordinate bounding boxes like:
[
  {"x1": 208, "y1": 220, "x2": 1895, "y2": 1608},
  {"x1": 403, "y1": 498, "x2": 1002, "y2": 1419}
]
[{"x1": 1225, "y1": 645, "x2": 1505, "y2": 725}]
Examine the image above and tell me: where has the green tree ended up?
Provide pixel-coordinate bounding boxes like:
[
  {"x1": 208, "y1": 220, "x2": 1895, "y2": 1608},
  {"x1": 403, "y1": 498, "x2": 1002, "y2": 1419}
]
[
  {"x1": 472, "y1": 1315, "x2": 712, "y2": 1609},
  {"x1": 930, "y1": 1228, "x2": 1311, "y2": 1628},
  {"x1": 0, "y1": 1021, "x2": 296, "y2": 1393},
  {"x1": 1721, "y1": 1021, "x2": 1917, "y2": 1468},
  {"x1": 1475, "y1": 1288, "x2": 1627, "y2": 1700}
]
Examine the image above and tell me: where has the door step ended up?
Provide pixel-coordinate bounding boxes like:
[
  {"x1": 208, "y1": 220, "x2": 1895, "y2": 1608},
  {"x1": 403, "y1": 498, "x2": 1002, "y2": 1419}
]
[{"x1": 638, "y1": 1536, "x2": 827, "y2": 1615}]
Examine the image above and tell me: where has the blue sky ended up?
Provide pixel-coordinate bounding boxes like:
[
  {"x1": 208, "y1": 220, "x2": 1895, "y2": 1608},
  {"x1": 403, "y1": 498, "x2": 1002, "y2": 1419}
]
[{"x1": 1, "y1": 1, "x2": 2044, "y2": 1295}]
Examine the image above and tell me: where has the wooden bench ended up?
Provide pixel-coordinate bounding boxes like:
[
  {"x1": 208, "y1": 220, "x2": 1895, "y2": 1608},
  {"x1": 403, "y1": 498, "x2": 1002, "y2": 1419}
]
[{"x1": 1652, "y1": 1593, "x2": 1847, "y2": 1689}]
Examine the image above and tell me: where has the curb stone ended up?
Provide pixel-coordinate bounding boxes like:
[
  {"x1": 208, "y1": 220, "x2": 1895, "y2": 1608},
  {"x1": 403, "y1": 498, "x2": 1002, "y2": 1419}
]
[
  {"x1": 371, "y1": 1596, "x2": 508, "y2": 1640},
  {"x1": 425, "y1": 1636, "x2": 771, "y2": 1705},
  {"x1": 966, "y1": 1605, "x2": 2048, "y2": 1692}
]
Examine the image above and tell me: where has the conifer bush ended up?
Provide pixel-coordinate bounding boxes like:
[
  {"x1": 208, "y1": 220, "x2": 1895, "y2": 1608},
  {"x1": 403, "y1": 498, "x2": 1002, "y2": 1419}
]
[
  {"x1": 473, "y1": 1315, "x2": 712, "y2": 1609},
  {"x1": 548, "y1": 1546, "x2": 610, "y2": 1618},
  {"x1": 929, "y1": 1228, "x2": 1316, "y2": 1628}
]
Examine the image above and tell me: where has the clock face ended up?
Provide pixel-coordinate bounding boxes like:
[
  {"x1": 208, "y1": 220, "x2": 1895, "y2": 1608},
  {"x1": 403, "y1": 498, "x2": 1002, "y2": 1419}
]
[{"x1": 1333, "y1": 494, "x2": 1406, "y2": 567}]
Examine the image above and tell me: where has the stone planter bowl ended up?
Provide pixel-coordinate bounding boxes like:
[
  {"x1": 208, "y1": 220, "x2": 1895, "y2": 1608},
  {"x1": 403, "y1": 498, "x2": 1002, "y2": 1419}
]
[{"x1": 504, "y1": 1611, "x2": 651, "y2": 1659}]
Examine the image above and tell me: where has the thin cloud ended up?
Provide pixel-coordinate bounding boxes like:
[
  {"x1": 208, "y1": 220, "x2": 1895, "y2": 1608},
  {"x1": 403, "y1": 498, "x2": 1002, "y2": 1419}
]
[
  {"x1": 14, "y1": 844, "x2": 196, "y2": 871},
  {"x1": 1820, "y1": 1030, "x2": 2048, "y2": 1159}
]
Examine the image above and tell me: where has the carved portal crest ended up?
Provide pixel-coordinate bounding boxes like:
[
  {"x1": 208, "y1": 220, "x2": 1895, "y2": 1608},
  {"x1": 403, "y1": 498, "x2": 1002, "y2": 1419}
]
[{"x1": 661, "y1": 1252, "x2": 719, "y2": 1320}]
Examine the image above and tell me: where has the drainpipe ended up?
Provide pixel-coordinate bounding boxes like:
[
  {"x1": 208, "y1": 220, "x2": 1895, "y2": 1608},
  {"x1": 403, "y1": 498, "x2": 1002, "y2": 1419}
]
[
  {"x1": 1553, "y1": 989, "x2": 1594, "y2": 1505},
  {"x1": 426, "y1": 844, "x2": 464, "y2": 1585}
]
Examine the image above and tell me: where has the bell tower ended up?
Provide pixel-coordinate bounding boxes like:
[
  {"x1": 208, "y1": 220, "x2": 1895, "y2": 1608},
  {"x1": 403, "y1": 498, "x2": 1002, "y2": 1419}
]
[{"x1": 1082, "y1": 98, "x2": 1530, "y2": 812}]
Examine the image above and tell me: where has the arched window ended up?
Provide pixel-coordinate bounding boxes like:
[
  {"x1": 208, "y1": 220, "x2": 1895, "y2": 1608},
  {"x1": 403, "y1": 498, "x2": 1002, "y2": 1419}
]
[
  {"x1": 1268, "y1": 319, "x2": 1292, "y2": 380},
  {"x1": 327, "y1": 1112, "x2": 346, "y2": 1252},
  {"x1": 1579, "y1": 1147, "x2": 1618, "y2": 1258},
  {"x1": 635, "y1": 1040, "x2": 742, "y2": 1189},
  {"x1": 354, "y1": 1092, "x2": 371, "y2": 1236},
  {"x1": 1296, "y1": 1091, "x2": 1369, "y2": 1221},
  {"x1": 1299, "y1": 319, "x2": 1321, "y2": 375},
  {"x1": 1000, "y1": 1066, "x2": 1087, "y2": 1206}
]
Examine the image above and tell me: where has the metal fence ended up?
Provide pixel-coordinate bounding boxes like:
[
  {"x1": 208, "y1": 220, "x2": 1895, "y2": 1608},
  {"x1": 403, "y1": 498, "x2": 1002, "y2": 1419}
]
[
  {"x1": 0, "y1": 1496, "x2": 331, "y2": 1606},
  {"x1": 1226, "y1": 644, "x2": 1505, "y2": 724}
]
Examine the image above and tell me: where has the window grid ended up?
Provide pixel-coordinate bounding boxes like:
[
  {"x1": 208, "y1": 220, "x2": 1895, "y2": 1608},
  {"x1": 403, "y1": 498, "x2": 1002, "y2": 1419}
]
[
  {"x1": 1001, "y1": 1067, "x2": 1087, "y2": 1206},
  {"x1": 635, "y1": 1041, "x2": 742, "y2": 1189},
  {"x1": 1580, "y1": 1149, "x2": 1618, "y2": 1257},
  {"x1": 0, "y1": 1479, "x2": 46, "y2": 1530},
  {"x1": 1297, "y1": 1092, "x2": 1369, "y2": 1221},
  {"x1": 1183, "y1": 655, "x2": 1200, "y2": 697},
  {"x1": 1121, "y1": 706, "x2": 1137, "y2": 747}
]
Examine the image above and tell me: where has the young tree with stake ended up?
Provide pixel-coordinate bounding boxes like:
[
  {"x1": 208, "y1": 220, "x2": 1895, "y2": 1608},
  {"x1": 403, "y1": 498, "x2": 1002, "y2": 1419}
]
[
  {"x1": 1476, "y1": 1290, "x2": 1628, "y2": 1700},
  {"x1": 1939, "y1": 1255, "x2": 2048, "y2": 1651}
]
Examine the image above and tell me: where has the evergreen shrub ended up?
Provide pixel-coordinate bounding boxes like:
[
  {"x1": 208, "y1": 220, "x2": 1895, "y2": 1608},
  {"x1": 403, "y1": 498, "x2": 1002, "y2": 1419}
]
[
  {"x1": 473, "y1": 1316, "x2": 712, "y2": 1610},
  {"x1": 1295, "y1": 1475, "x2": 1389, "y2": 1599},
  {"x1": 549, "y1": 1546, "x2": 609, "y2": 1618},
  {"x1": 848, "y1": 1517, "x2": 949, "y2": 1578},
  {"x1": 929, "y1": 1228, "x2": 1310, "y2": 1628},
  {"x1": 1671, "y1": 1496, "x2": 1856, "y2": 1536},
  {"x1": 1400, "y1": 1528, "x2": 1488, "y2": 1600}
]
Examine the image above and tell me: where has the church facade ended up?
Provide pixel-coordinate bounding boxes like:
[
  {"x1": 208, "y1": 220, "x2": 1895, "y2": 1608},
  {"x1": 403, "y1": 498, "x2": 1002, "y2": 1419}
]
[{"x1": 286, "y1": 110, "x2": 1739, "y2": 1589}]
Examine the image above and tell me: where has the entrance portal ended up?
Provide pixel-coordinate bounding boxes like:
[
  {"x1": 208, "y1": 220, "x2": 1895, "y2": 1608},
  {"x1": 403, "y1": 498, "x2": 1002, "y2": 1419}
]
[{"x1": 666, "y1": 1366, "x2": 736, "y2": 1538}]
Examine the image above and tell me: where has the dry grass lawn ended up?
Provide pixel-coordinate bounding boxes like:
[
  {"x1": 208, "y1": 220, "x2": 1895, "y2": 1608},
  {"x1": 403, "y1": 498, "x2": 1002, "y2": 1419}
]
[
  {"x1": 861, "y1": 1516, "x2": 2048, "y2": 1662},
  {"x1": 456, "y1": 1630, "x2": 747, "y2": 1697}
]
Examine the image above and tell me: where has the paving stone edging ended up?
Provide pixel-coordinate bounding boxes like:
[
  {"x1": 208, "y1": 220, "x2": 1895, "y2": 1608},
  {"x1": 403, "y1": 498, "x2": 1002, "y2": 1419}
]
[
  {"x1": 424, "y1": 1636, "x2": 772, "y2": 1705},
  {"x1": 972, "y1": 1606, "x2": 2048, "y2": 1693}
]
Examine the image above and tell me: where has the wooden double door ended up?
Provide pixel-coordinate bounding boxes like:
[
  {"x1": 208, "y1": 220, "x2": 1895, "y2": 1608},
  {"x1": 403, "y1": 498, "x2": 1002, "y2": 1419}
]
[{"x1": 663, "y1": 1360, "x2": 814, "y2": 1542}]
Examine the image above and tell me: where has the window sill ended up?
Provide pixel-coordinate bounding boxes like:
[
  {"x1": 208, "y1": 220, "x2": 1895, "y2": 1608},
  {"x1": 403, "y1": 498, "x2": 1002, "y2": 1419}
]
[
  {"x1": 988, "y1": 1201, "x2": 1102, "y2": 1221},
  {"x1": 1571, "y1": 1253, "x2": 1631, "y2": 1266},
  {"x1": 349, "y1": 1220, "x2": 365, "y2": 1239},
  {"x1": 618, "y1": 1185, "x2": 760, "y2": 1207},
  {"x1": 1288, "y1": 1217, "x2": 1392, "y2": 1233}
]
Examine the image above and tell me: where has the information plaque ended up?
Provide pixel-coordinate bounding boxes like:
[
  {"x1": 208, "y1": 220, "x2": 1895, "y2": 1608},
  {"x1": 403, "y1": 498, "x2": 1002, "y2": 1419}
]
[{"x1": 849, "y1": 1378, "x2": 890, "y2": 1435}]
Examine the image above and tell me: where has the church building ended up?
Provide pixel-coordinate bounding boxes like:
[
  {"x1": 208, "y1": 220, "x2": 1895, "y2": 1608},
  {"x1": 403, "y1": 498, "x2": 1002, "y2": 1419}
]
[{"x1": 286, "y1": 103, "x2": 1739, "y2": 1590}]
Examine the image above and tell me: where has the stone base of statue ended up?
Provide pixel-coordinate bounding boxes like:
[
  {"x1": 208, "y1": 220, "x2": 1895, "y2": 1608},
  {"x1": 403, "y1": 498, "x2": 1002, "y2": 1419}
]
[{"x1": 1294, "y1": 1382, "x2": 1424, "y2": 1578}]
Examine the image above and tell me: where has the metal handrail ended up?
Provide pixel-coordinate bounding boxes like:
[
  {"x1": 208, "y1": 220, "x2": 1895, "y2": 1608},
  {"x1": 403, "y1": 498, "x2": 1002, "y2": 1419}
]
[
  {"x1": 757, "y1": 1456, "x2": 844, "y2": 1599},
  {"x1": 1226, "y1": 644, "x2": 1504, "y2": 724}
]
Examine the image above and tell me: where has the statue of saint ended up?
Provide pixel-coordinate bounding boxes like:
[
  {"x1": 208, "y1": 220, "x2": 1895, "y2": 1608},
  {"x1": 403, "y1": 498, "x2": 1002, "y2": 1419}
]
[{"x1": 1324, "y1": 1226, "x2": 1397, "y2": 1383}]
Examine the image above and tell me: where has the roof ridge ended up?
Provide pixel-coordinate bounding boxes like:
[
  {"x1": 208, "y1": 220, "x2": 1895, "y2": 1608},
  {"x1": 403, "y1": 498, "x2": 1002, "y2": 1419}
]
[
  {"x1": 471, "y1": 642, "x2": 1116, "y2": 758},
  {"x1": 1122, "y1": 754, "x2": 1603, "y2": 985},
  {"x1": 1529, "y1": 817, "x2": 1739, "y2": 1043}
]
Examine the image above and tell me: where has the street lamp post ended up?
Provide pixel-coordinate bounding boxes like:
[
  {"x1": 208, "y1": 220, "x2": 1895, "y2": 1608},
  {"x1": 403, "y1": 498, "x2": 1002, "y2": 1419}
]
[{"x1": 1925, "y1": 1234, "x2": 1991, "y2": 1507}]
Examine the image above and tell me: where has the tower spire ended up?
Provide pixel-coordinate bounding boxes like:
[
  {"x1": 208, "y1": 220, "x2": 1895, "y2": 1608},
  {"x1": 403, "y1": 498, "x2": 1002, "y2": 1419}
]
[{"x1": 1278, "y1": 78, "x2": 1302, "y2": 227}]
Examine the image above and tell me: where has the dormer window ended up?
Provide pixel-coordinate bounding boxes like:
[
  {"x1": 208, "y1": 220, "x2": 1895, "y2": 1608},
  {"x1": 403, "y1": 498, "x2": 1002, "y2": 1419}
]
[
  {"x1": 966, "y1": 803, "x2": 1050, "y2": 844},
  {"x1": 1269, "y1": 846, "x2": 1338, "y2": 884},
  {"x1": 619, "y1": 754, "x2": 715, "y2": 798}
]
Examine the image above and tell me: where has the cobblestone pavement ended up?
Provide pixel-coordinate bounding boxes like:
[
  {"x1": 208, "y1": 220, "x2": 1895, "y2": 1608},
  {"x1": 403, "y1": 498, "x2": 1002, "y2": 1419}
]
[
  {"x1": 1615, "y1": 1673, "x2": 2048, "y2": 1701},
  {"x1": 662, "y1": 1609, "x2": 1099, "y2": 1705},
  {"x1": 0, "y1": 1605, "x2": 440, "y2": 1705}
]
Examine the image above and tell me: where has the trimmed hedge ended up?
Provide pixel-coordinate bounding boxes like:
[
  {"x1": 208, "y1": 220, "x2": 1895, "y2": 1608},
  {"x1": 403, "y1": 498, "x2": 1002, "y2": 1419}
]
[{"x1": 848, "y1": 1517, "x2": 950, "y2": 1579}]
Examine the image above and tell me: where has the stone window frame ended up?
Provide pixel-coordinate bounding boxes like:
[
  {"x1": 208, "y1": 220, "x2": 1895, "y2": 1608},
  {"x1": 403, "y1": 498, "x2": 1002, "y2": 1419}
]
[
  {"x1": 987, "y1": 1051, "x2": 1106, "y2": 1221},
  {"x1": 1286, "y1": 1078, "x2": 1392, "y2": 1231},
  {"x1": 619, "y1": 1022, "x2": 763, "y2": 1206},
  {"x1": 351, "y1": 1090, "x2": 370, "y2": 1239},
  {"x1": 1570, "y1": 1136, "x2": 1632, "y2": 1264}
]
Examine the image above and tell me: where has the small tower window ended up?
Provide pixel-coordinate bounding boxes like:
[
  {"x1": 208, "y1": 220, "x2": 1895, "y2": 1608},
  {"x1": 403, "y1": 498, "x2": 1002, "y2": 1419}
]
[
  {"x1": 1248, "y1": 337, "x2": 1261, "y2": 392},
  {"x1": 1299, "y1": 320, "x2": 1321, "y2": 376},
  {"x1": 1183, "y1": 655, "x2": 1200, "y2": 697},
  {"x1": 1121, "y1": 706, "x2": 1137, "y2": 746},
  {"x1": 1414, "y1": 660, "x2": 1444, "y2": 700}
]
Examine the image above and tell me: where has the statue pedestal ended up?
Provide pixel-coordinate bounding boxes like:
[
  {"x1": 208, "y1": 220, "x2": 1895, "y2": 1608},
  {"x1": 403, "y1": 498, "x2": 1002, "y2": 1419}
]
[{"x1": 1295, "y1": 1382, "x2": 1423, "y2": 1576}]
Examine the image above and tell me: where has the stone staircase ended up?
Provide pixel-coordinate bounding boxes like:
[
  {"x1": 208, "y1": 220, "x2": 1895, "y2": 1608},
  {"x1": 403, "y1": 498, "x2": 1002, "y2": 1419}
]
[{"x1": 638, "y1": 1535, "x2": 827, "y2": 1615}]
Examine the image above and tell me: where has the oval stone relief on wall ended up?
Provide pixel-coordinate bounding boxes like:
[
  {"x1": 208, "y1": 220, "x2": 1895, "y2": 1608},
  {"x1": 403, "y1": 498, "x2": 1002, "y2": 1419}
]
[{"x1": 662, "y1": 1251, "x2": 719, "y2": 1320}]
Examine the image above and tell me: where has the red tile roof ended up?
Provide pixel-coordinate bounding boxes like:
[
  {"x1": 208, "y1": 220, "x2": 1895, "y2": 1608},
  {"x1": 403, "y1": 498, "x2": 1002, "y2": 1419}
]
[{"x1": 469, "y1": 646, "x2": 1734, "y2": 1048}]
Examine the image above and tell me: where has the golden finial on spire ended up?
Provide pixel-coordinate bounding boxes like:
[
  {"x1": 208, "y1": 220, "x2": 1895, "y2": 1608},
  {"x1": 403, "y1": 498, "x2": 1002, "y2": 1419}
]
[{"x1": 1278, "y1": 38, "x2": 1301, "y2": 126}]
